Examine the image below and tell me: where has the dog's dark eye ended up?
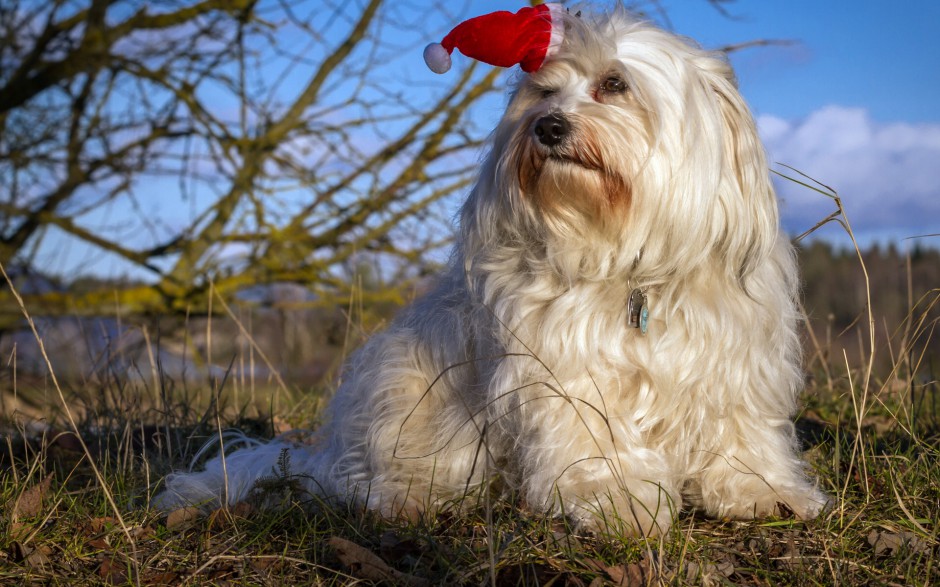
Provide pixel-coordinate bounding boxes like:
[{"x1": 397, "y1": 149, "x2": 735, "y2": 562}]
[{"x1": 600, "y1": 75, "x2": 627, "y2": 94}]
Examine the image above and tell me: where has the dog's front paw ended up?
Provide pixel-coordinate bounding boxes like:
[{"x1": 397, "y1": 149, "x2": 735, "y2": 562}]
[
  {"x1": 709, "y1": 477, "x2": 830, "y2": 521},
  {"x1": 565, "y1": 484, "x2": 680, "y2": 538},
  {"x1": 770, "y1": 487, "x2": 831, "y2": 520}
]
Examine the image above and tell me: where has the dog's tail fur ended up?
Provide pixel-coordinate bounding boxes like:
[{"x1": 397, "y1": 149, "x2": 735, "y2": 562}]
[{"x1": 152, "y1": 434, "x2": 327, "y2": 512}]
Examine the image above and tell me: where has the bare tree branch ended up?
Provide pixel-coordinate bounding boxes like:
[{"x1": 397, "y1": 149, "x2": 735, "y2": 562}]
[
  {"x1": 0, "y1": 0, "x2": 502, "y2": 315},
  {"x1": 0, "y1": 0, "x2": 757, "y2": 319}
]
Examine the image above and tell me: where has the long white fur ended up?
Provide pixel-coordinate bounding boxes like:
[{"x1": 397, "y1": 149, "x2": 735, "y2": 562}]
[{"x1": 155, "y1": 7, "x2": 828, "y2": 536}]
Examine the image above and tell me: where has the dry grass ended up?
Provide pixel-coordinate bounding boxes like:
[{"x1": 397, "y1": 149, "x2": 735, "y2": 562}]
[{"x1": 1, "y1": 186, "x2": 938, "y2": 585}]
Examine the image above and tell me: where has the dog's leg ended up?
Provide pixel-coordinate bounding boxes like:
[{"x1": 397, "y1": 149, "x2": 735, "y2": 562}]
[
  {"x1": 497, "y1": 377, "x2": 681, "y2": 536},
  {"x1": 693, "y1": 418, "x2": 829, "y2": 520},
  {"x1": 327, "y1": 329, "x2": 489, "y2": 520},
  {"x1": 527, "y1": 431, "x2": 679, "y2": 536}
]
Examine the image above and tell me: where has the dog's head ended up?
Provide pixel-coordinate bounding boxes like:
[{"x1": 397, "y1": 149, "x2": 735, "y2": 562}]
[{"x1": 464, "y1": 8, "x2": 780, "y2": 283}]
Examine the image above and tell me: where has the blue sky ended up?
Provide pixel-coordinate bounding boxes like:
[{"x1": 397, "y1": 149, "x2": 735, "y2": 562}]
[
  {"x1": 662, "y1": 0, "x2": 940, "y2": 123},
  {"x1": 654, "y1": 0, "x2": 940, "y2": 245}
]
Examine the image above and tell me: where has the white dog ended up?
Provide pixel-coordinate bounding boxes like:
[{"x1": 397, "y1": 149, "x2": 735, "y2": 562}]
[{"x1": 156, "y1": 6, "x2": 828, "y2": 536}]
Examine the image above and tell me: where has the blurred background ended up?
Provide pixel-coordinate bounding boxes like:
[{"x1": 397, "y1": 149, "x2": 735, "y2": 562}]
[{"x1": 1, "y1": 0, "x2": 938, "y2": 421}]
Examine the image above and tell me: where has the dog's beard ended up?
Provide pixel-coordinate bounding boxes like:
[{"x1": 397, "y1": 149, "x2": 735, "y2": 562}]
[{"x1": 511, "y1": 113, "x2": 633, "y2": 219}]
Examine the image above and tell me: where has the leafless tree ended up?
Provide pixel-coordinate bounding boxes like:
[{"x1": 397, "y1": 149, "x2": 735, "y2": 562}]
[
  {"x1": 1, "y1": 0, "x2": 742, "y2": 316},
  {"x1": 0, "y1": 0, "x2": 503, "y2": 312}
]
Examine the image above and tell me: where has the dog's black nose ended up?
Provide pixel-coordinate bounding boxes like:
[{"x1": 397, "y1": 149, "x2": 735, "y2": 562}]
[{"x1": 534, "y1": 114, "x2": 570, "y2": 147}]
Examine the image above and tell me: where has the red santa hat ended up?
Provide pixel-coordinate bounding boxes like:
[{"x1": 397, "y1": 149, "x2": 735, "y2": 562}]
[{"x1": 424, "y1": 3, "x2": 566, "y2": 74}]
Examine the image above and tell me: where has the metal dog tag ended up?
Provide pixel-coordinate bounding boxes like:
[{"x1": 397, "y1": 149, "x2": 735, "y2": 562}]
[{"x1": 627, "y1": 288, "x2": 649, "y2": 335}]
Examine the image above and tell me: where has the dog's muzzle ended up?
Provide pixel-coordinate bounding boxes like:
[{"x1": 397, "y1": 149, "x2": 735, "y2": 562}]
[{"x1": 533, "y1": 113, "x2": 570, "y2": 147}]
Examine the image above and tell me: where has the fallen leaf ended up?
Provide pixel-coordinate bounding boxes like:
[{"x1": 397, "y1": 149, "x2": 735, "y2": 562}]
[
  {"x1": 773, "y1": 534, "x2": 808, "y2": 571},
  {"x1": 99, "y1": 556, "x2": 128, "y2": 584},
  {"x1": 613, "y1": 563, "x2": 647, "y2": 586},
  {"x1": 13, "y1": 476, "x2": 52, "y2": 518},
  {"x1": 713, "y1": 556, "x2": 736, "y2": 578},
  {"x1": 86, "y1": 516, "x2": 119, "y2": 535},
  {"x1": 166, "y1": 506, "x2": 202, "y2": 529},
  {"x1": 685, "y1": 556, "x2": 736, "y2": 585},
  {"x1": 87, "y1": 537, "x2": 111, "y2": 550},
  {"x1": 9, "y1": 541, "x2": 27, "y2": 562},
  {"x1": 130, "y1": 524, "x2": 156, "y2": 540},
  {"x1": 8, "y1": 521, "x2": 31, "y2": 541},
  {"x1": 868, "y1": 530, "x2": 929, "y2": 555},
  {"x1": 330, "y1": 536, "x2": 429, "y2": 587},
  {"x1": 250, "y1": 556, "x2": 282, "y2": 572},
  {"x1": 585, "y1": 557, "x2": 648, "y2": 587},
  {"x1": 10, "y1": 542, "x2": 54, "y2": 568},
  {"x1": 25, "y1": 544, "x2": 52, "y2": 569},
  {"x1": 330, "y1": 536, "x2": 394, "y2": 580},
  {"x1": 143, "y1": 570, "x2": 180, "y2": 585}
]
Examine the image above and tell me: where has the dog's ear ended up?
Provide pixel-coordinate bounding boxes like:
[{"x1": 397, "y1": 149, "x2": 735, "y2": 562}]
[{"x1": 709, "y1": 72, "x2": 780, "y2": 285}]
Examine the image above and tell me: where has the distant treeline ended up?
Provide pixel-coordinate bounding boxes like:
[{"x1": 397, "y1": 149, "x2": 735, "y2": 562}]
[
  {"x1": 1, "y1": 242, "x2": 937, "y2": 389},
  {"x1": 797, "y1": 240, "x2": 939, "y2": 373}
]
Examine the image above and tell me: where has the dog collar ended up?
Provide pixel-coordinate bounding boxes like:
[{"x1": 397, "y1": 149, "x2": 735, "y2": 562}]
[
  {"x1": 627, "y1": 288, "x2": 650, "y2": 335},
  {"x1": 627, "y1": 249, "x2": 649, "y2": 334}
]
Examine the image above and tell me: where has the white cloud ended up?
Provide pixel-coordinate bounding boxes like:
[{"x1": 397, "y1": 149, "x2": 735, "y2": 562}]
[{"x1": 757, "y1": 106, "x2": 940, "y2": 242}]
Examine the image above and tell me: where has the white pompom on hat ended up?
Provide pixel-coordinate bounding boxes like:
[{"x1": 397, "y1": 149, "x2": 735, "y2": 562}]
[{"x1": 424, "y1": 3, "x2": 566, "y2": 74}]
